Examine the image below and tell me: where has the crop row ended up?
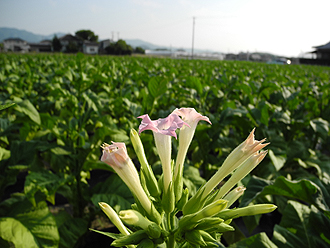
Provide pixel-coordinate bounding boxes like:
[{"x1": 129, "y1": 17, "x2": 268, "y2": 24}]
[{"x1": 0, "y1": 53, "x2": 330, "y2": 247}]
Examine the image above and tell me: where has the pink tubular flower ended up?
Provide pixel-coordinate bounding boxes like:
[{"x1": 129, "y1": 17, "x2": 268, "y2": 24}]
[
  {"x1": 138, "y1": 113, "x2": 189, "y2": 193},
  {"x1": 172, "y1": 108, "x2": 212, "y2": 186},
  {"x1": 100, "y1": 142, "x2": 153, "y2": 215},
  {"x1": 138, "y1": 113, "x2": 189, "y2": 139}
]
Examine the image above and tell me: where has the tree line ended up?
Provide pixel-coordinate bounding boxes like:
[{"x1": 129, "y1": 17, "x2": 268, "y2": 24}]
[{"x1": 52, "y1": 29, "x2": 145, "y2": 55}]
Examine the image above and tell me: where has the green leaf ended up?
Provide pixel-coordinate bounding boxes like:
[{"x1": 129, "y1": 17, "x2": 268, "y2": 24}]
[
  {"x1": 272, "y1": 201, "x2": 330, "y2": 248},
  {"x1": 147, "y1": 77, "x2": 167, "y2": 98},
  {"x1": 310, "y1": 118, "x2": 329, "y2": 139},
  {"x1": 228, "y1": 232, "x2": 277, "y2": 248},
  {"x1": 241, "y1": 176, "x2": 329, "y2": 212},
  {"x1": 260, "y1": 176, "x2": 329, "y2": 212},
  {"x1": 24, "y1": 170, "x2": 73, "y2": 206},
  {"x1": 0, "y1": 103, "x2": 15, "y2": 111},
  {"x1": 91, "y1": 174, "x2": 134, "y2": 212},
  {"x1": 54, "y1": 212, "x2": 88, "y2": 248},
  {"x1": 268, "y1": 150, "x2": 286, "y2": 171},
  {"x1": 15, "y1": 99, "x2": 41, "y2": 125},
  {"x1": 0, "y1": 194, "x2": 59, "y2": 248},
  {"x1": 187, "y1": 76, "x2": 203, "y2": 95},
  {"x1": 0, "y1": 217, "x2": 37, "y2": 248}
]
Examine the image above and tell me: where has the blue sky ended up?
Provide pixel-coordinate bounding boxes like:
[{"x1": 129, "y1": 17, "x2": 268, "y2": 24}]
[{"x1": 1, "y1": 0, "x2": 329, "y2": 57}]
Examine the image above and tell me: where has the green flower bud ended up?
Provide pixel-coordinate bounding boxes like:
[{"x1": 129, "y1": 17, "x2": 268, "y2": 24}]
[
  {"x1": 137, "y1": 238, "x2": 155, "y2": 248},
  {"x1": 176, "y1": 188, "x2": 189, "y2": 211},
  {"x1": 185, "y1": 229, "x2": 207, "y2": 247},
  {"x1": 130, "y1": 128, "x2": 160, "y2": 198},
  {"x1": 119, "y1": 210, "x2": 161, "y2": 239},
  {"x1": 162, "y1": 181, "x2": 175, "y2": 213},
  {"x1": 179, "y1": 200, "x2": 227, "y2": 230},
  {"x1": 195, "y1": 217, "x2": 224, "y2": 231},
  {"x1": 222, "y1": 186, "x2": 246, "y2": 208},
  {"x1": 217, "y1": 204, "x2": 277, "y2": 220},
  {"x1": 98, "y1": 202, "x2": 130, "y2": 236},
  {"x1": 199, "y1": 230, "x2": 217, "y2": 243},
  {"x1": 111, "y1": 230, "x2": 148, "y2": 247}
]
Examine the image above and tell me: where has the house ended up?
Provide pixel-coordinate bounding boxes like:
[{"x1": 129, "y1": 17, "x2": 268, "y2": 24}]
[
  {"x1": 99, "y1": 39, "x2": 112, "y2": 54},
  {"x1": 59, "y1": 34, "x2": 83, "y2": 52},
  {"x1": 29, "y1": 40, "x2": 52, "y2": 52},
  {"x1": 3, "y1": 38, "x2": 30, "y2": 52},
  {"x1": 313, "y1": 41, "x2": 330, "y2": 59},
  {"x1": 83, "y1": 41, "x2": 99, "y2": 54}
]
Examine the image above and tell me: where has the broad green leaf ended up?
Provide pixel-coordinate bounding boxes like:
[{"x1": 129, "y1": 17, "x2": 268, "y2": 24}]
[
  {"x1": 24, "y1": 170, "x2": 72, "y2": 206},
  {"x1": 187, "y1": 76, "x2": 203, "y2": 95},
  {"x1": 91, "y1": 174, "x2": 134, "y2": 212},
  {"x1": 273, "y1": 201, "x2": 330, "y2": 248},
  {"x1": 15, "y1": 99, "x2": 41, "y2": 125},
  {"x1": 54, "y1": 211, "x2": 88, "y2": 248},
  {"x1": 0, "y1": 103, "x2": 15, "y2": 111},
  {"x1": 268, "y1": 150, "x2": 286, "y2": 171},
  {"x1": 310, "y1": 118, "x2": 329, "y2": 139},
  {"x1": 0, "y1": 147, "x2": 10, "y2": 160},
  {"x1": 228, "y1": 232, "x2": 277, "y2": 248},
  {"x1": 0, "y1": 217, "x2": 37, "y2": 248},
  {"x1": 147, "y1": 77, "x2": 167, "y2": 99},
  {"x1": 0, "y1": 194, "x2": 59, "y2": 248},
  {"x1": 260, "y1": 176, "x2": 329, "y2": 212}
]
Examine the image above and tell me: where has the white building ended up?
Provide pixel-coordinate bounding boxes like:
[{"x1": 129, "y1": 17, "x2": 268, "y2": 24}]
[
  {"x1": 83, "y1": 41, "x2": 99, "y2": 55},
  {"x1": 3, "y1": 38, "x2": 30, "y2": 52}
]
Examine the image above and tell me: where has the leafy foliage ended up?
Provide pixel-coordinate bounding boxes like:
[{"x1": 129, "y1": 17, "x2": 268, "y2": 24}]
[{"x1": 0, "y1": 53, "x2": 330, "y2": 247}]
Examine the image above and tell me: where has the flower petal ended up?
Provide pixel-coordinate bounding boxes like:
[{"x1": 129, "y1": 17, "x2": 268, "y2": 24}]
[{"x1": 138, "y1": 113, "x2": 189, "y2": 139}]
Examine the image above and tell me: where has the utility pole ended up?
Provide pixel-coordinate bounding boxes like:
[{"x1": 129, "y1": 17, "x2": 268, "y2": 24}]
[{"x1": 191, "y1": 16, "x2": 195, "y2": 60}]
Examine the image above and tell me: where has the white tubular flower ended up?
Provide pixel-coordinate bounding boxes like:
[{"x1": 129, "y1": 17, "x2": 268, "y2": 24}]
[
  {"x1": 222, "y1": 186, "x2": 246, "y2": 208},
  {"x1": 138, "y1": 113, "x2": 189, "y2": 193},
  {"x1": 215, "y1": 150, "x2": 268, "y2": 200},
  {"x1": 171, "y1": 108, "x2": 211, "y2": 182},
  {"x1": 98, "y1": 202, "x2": 130, "y2": 236},
  {"x1": 100, "y1": 142, "x2": 152, "y2": 215},
  {"x1": 202, "y1": 128, "x2": 269, "y2": 199}
]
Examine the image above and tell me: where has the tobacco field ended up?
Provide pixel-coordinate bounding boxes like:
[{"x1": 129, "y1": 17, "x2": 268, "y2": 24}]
[{"x1": 1, "y1": 53, "x2": 330, "y2": 247}]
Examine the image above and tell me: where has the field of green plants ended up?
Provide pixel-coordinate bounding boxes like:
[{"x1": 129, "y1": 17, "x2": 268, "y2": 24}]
[{"x1": 1, "y1": 53, "x2": 330, "y2": 248}]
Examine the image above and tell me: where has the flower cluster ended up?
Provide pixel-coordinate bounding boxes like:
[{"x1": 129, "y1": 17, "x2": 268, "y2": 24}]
[{"x1": 97, "y1": 107, "x2": 276, "y2": 248}]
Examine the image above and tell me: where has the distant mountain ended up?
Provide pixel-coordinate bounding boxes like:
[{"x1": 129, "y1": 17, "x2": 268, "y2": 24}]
[
  {"x1": 0, "y1": 27, "x2": 65, "y2": 42},
  {"x1": 124, "y1": 39, "x2": 167, "y2": 50}
]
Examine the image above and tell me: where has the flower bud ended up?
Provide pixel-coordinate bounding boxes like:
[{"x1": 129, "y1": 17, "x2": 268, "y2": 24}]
[
  {"x1": 111, "y1": 230, "x2": 148, "y2": 247},
  {"x1": 180, "y1": 200, "x2": 228, "y2": 229},
  {"x1": 185, "y1": 229, "x2": 207, "y2": 247},
  {"x1": 215, "y1": 151, "x2": 267, "y2": 200},
  {"x1": 119, "y1": 210, "x2": 161, "y2": 239},
  {"x1": 223, "y1": 186, "x2": 246, "y2": 208},
  {"x1": 130, "y1": 128, "x2": 160, "y2": 197},
  {"x1": 217, "y1": 204, "x2": 277, "y2": 220},
  {"x1": 98, "y1": 202, "x2": 130, "y2": 236},
  {"x1": 202, "y1": 128, "x2": 268, "y2": 199}
]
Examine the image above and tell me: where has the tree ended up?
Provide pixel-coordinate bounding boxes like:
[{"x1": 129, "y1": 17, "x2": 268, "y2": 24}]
[
  {"x1": 105, "y1": 40, "x2": 133, "y2": 55},
  {"x1": 65, "y1": 41, "x2": 79, "y2": 53},
  {"x1": 52, "y1": 35, "x2": 62, "y2": 52},
  {"x1": 75, "y1": 30, "x2": 98, "y2": 42},
  {"x1": 134, "y1": 46, "x2": 145, "y2": 54}
]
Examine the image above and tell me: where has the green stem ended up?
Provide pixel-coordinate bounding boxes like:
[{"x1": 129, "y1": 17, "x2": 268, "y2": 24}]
[{"x1": 166, "y1": 213, "x2": 176, "y2": 248}]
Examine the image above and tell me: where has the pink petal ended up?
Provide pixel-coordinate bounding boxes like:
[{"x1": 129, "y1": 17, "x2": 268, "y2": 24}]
[
  {"x1": 172, "y1": 107, "x2": 212, "y2": 125},
  {"x1": 138, "y1": 113, "x2": 189, "y2": 139}
]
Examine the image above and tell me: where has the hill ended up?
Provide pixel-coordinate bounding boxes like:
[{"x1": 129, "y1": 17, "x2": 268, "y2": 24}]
[{"x1": 0, "y1": 27, "x2": 65, "y2": 42}]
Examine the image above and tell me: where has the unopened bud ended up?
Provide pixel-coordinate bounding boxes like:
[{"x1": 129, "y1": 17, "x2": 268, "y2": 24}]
[{"x1": 217, "y1": 204, "x2": 277, "y2": 220}]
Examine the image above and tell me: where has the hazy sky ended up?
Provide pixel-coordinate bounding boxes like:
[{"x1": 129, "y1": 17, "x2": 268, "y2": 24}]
[{"x1": 1, "y1": 0, "x2": 329, "y2": 57}]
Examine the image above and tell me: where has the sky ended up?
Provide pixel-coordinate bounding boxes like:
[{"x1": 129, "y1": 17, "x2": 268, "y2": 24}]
[{"x1": 0, "y1": 0, "x2": 329, "y2": 57}]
